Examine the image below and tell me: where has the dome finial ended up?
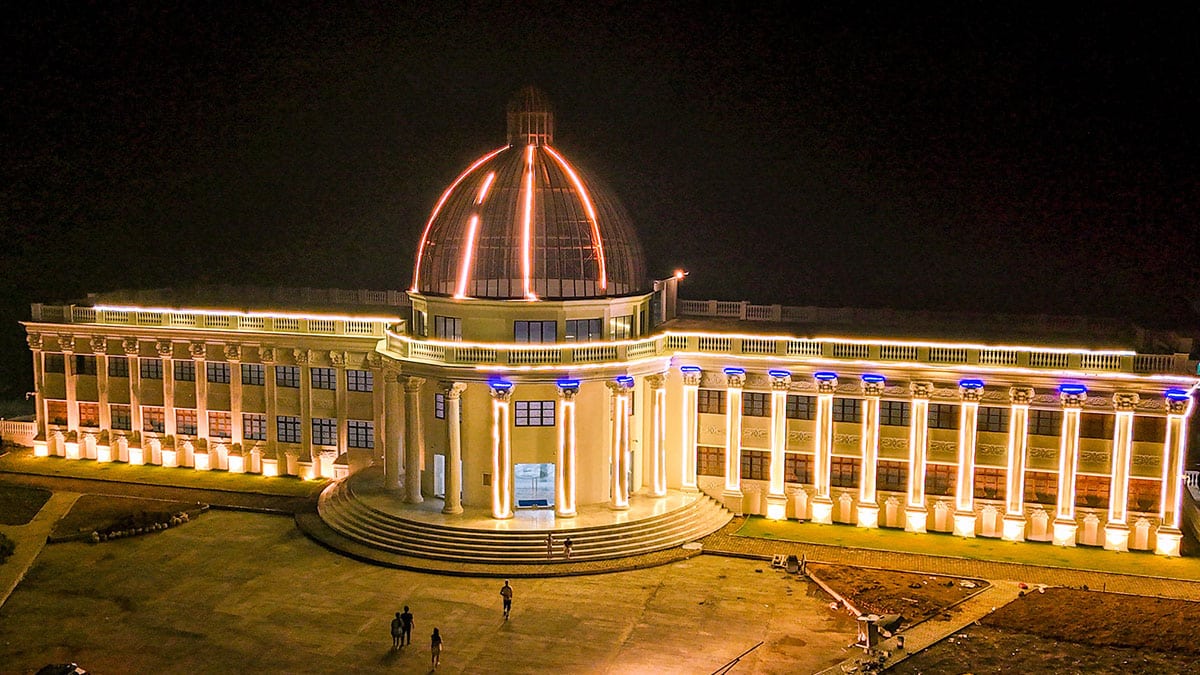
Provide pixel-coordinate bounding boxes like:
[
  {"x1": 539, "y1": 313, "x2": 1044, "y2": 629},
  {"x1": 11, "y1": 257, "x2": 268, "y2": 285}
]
[{"x1": 507, "y1": 86, "x2": 554, "y2": 146}]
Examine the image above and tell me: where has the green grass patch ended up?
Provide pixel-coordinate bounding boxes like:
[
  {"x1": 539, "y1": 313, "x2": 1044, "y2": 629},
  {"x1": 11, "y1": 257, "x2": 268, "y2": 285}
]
[
  {"x1": 736, "y1": 516, "x2": 1200, "y2": 581},
  {"x1": 0, "y1": 448, "x2": 325, "y2": 498},
  {"x1": 0, "y1": 484, "x2": 52, "y2": 525}
]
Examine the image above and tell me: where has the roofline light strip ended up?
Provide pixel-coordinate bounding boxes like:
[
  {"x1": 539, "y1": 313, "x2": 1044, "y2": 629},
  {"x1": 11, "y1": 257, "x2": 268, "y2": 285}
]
[
  {"x1": 544, "y1": 145, "x2": 608, "y2": 292},
  {"x1": 411, "y1": 145, "x2": 510, "y2": 291},
  {"x1": 454, "y1": 214, "x2": 481, "y2": 299},
  {"x1": 93, "y1": 305, "x2": 401, "y2": 322},
  {"x1": 475, "y1": 171, "x2": 496, "y2": 205},
  {"x1": 521, "y1": 144, "x2": 536, "y2": 300}
]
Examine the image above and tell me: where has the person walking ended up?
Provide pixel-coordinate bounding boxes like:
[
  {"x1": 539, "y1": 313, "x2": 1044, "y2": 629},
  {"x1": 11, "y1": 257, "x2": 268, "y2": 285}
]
[
  {"x1": 500, "y1": 579, "x2": 513, "y2": 620},
  {"x1": 563, "y1": 537, "x2": 573, "y2": 560},
  {"x1": 546, "y1": 532, "x2": 553, "y2": 559},
  {"x1": 399, "y1": 605, "x2": 414, "y2": 646},
  {"x1": 390, "y1": 612, "x2": 402, "y2": 651},
  {"x1": 431, "y1": 627, "x2": 443, "y2": 669}
]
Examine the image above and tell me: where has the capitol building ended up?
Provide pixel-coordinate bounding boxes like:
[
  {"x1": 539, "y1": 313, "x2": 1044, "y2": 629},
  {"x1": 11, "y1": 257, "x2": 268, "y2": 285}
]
[{"x1": 20, "y1": 88, "x2": 1199, "y2": 561}]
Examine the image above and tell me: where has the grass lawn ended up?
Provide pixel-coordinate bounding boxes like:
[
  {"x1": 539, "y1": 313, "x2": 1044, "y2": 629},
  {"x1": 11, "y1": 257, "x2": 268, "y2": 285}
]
[
  {"x1": 737, "y1": 516, "x2": 1200, "y2": 581},
  {"x1": 0, "y1": 448, "x2": 325, "y2": 498},
  {"x1": 0, "y1": 484, "x2": 52, "y2": 525}
]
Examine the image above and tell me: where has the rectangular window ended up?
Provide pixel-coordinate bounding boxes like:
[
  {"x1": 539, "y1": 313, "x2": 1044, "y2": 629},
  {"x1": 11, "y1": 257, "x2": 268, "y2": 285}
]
[
  {"x1": 832, "y1": 398, "x2": 862, "y2": 424},
  {"x1": 785, "y1": 454, "x2": 813, "y2": 484},
  {"x1": 742, "y1": 392, "x2": 769, "y2": 417},
  {"x1": 609, "y1": 314, "x2": 633, "y2": 339},
  {"x1": 879, "y1": 400, "x2": 910, "y2": 427},
  {"x1": 434, "y1": 393, "x2": 446, "y2": 420},
  {"x1": 1075, "y1": 474, "x2": 1111, "y2": 509},
  {"x1": 1079, "y1": 413, "x2": 1115, "y2": 440},
  {"x1": 348, "y1": 420, "x2": 375, "y2": 449},
  {"x1": 698, "y1": 389, "x2": 726, "y2": 415},
  {"x1": 1128, "y1": 478, "x2": 1161, "y2": 513},
  {"x1": 1133, "y1": 417, "x2": 1166, "y2": 443},
  {"x1": 108, "y1": 355, "x2": 129, "y2": 378},
  {"x1": 110, "y1": 404, "x2": 132, "y2": 431},
  {"x1": 877, "y1": 459, "x2": 908, "y2": 493},
  {"x1": 140, "y1": 358, "x2": 163, "y2": 380},
  {"x1": 1023, "y1": 470, "x2": 1058, "y2": 506},
  {"x1": 244, "y1": 413, "x2": 267, "y2": 441},
  {"x1": 412, "y1": 309, "x2": 427, "y2": 337},
  {"x1": 176, "y1": 409, "x2": 198, "y2": 435},
  {"x1": 924, "y1": 463, "x2": 955, "y2": 496},
  {"x1": 514, "y1": 320, "x2": 557, "y2": 343},
  {"x1": 830, "y1": 456, "x2": 861, "y2": 489},
  {"x1": 142, "y1": 406, "x2": 165, "y2": 433},
  {"x1": 1029, "y1": 409, "x2": 1062, "y2": 437},
  {"x1": 75, "y1": 355, "x2": 97, "y2": 375},
  {"x1": 973, "y1": 467, "x2": 1006, "y2": 501},
  {"x1": 564, "y1": 318, "x2": 603, "y2": 341},
  {"x1": 46, "y1": 400, "x2": 68, "y2": 425},
  {"x1": 311, "y1": 367, "x2": 336, "y2": 390},
  {"x1": 927, "y1": 403, "x2": 959, "y2": 430},
  {"x1": 208, "y1": 412, "x2": 231, "y2": 438},
  {"x1": 78, "y1": 402, "x2": 100, "y2": 427},
  {"x1": 241, "y1": 363, "x2": 265, "y2": 386},
  {"x1": 977, "y1": 406, "x2": 1009, "y2": 433},
  {"x1": 276, "y1": 366, "x2": 300, "y2": 388},
  {"x1": 312, "y1": 417, "x2": 337, "y2": 446},
  {"x1": 434, "y1": 315, "x2": 462, "y2": 340},
  {"x1": 514, "y1": 400, "x2": 555, "y2": 427},
  {"x1": 740, "y1": 449, "x2": 769, "y2": 480},
  {"x1": 347, "y1": 369, "x2": 373, "y2": 392},
  {"x1": 44, "y1": 353, "x2": 65, "y2": 373},
  {"x1": 786, "y1": 394, "x2": 815, "y2": 420},
  {"x1": 277, "y1": 416, "x2": 301, "y2": 443},
  {"x1": 206, "y1": 362, "x2": 231, "y2": 384},
  {"x1": 173, "y1": 360, "x2": 196, "y2": 382},
  {"x1": 697, "y1": 446, "x2": 724, "y2": 477}
]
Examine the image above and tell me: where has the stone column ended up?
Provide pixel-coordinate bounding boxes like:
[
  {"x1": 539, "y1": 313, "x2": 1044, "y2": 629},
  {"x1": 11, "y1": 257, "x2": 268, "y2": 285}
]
[
  {"x1": 608, "y1": 376, "x2": 635, "y2": 510},
  {"x1": 383, "y1": 369, "x2": 403, "y2": 491},
  {"x1": 953, "y1": 379, "x2": 984, "y2": 537},
  {"x1": 294, "y1": 349, "x2": 314, "y2": 465},
  {"x1": 157, "y1": 340, "x2": 176, "y2": 437},
  {"x1": 811, "y1": 372, "x2": 838, "y2": 524},
  {"x1": 124, "y1": 338, "x2": 142, "y2": 437},
  {"x1": 1001, "y1": 386, "x2": 1033, "y2": 541},
  {"x1": 261, "y1": 347, "x2": 279, "y2": 463},
  {"x1": 1104, "y1": 392, "x2": 1139, "y2": 551},
  {"x1": 489, "y1": 380, "x2": 514, "y2": 519},
  {"x1": 905, "y1": 381, "x2": 934, "y2": 533},
  {"x1": 721, "y1": 368, "x2": 745, "y2": 512},
  {"x1": 60, "y1": 334, "x2": 78, "y2": 431},
  {"x1": 555, "y1": 379, "x2": 579, "y2": 517},
  {"x1": 1156, "y1": 390, "x2": 1192, "y2": 556},
  {"x1": 647, "y1": 374, "x2": 668, "y2": 498},
  {"x1": 331, "y1": 351, "x2": 349, "y2": 456},
  {"x1": 225, "y1": 345, "x2": 244, "y2": 446},
  {"x1": 442, "y1": 382, "x2": 467, "y2": 514},
  {"x1": 91, "y1": 336, "x2": 110, "y2": 431},
  {"x1": 857, "y1": 374, "x2": 885, "y2": 528},
  {"x1": 766, "y1": 370, "x2": 792, "y2": 520},
  {"x1": 27, "y1": 333, "x2": 46, "y2": 442},
  {"x1": 403, "y1": 376, "x2": 426, "y2": 504},
  {"x1": 191, "y1": 342, "x2": 208, "y2": 439},
  {"x1": 680, "y1": 366, "x2": 701, "y2": 491},
  {"x1": 1053, "y1": 386, "x2": 1086, "y2": 547}
]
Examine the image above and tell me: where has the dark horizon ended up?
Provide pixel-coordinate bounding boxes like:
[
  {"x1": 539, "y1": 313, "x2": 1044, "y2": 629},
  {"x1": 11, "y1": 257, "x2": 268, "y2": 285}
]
[{"x1": 3, "y1": 3, "x2": 1199, "y2": 400}]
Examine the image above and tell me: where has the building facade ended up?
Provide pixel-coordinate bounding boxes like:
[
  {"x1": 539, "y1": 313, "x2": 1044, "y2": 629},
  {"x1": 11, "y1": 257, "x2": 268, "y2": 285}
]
[{"x1": 21, "y1": 89, "x2": 1200, "y2": 556}]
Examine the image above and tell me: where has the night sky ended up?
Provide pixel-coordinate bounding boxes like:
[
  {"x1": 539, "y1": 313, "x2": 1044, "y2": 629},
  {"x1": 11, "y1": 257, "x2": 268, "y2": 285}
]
[{"x1": 2, "y1": 3, "x2": 1199, "y2": 400}]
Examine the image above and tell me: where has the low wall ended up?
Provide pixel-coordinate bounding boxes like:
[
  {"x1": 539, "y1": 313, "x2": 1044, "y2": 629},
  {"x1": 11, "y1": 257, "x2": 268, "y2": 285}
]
[{"x1": 1, "y1": 419, "x2": 36, "y2": 447}]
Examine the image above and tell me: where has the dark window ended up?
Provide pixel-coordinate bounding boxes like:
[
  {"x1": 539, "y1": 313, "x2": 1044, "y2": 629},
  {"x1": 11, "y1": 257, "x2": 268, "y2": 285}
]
[
  {"x1": 1075, "y1": 474, "x2": 1110, "y2": 509},
  {"x1": 313, "y1": 418, "x2": 337, "y2": 446},
  {"x1": 108, "y1": 356, "x2": 129, "y2": 378},
  {"x1": 1080, "y1": 413, "x2": 1115, "y2": 440},
  {"x1": 75, "y1": 355, "x2": 97, "y2": 375},
  {"x1": 276, "y1": 366, "x2": 300, "y2": 388},
  {"x1": 244, "y1": 414, "x2": 266, "y2": 441},
  {"x1": 176, "y1": 409, "x2": 197, "y2": 435},
  {"x1": 44, "y1": 353, "x2": 65, "y2": 373},
  {"x1": 207, "y1": 362, "x2": 231, "y2": 384},
  {"x1": 785, "y1": 454, "x2": 813, "y2": 484},
  {"x1": 110, "y1": 404, "x2": 132, "y2": 431},
  {"x1": 924, "y1": 463, "x2": 955, "y2": 496},
  {"x1": 877, "y1": 460, "x2": 908, "y2": 493},
  {"x1": 242, "y1": 363, "x2": 265, "y2": 386},
  {"x1": 434, "y1": 393, "x2": 446, "y2": 420},
  {"x1": 741, "y1": 450, "x2": 769, "y2": 480},
  {"x1": 742, "y1": 392, "x2": 769, "y2": 417},
  {"x1": 1029, "y1": 410, "x2": 1062, "y2": 437},
  {"x1": 78, "y1": 403, "x2": 99, "y2": 427},
  {"x1": 786, "y1": 394, "x2": 815, "y2": 420},
  {"x1": 140, "y1": 358, "x2": 163, "y2": 380},
  {"x1": 1133, "y1": 417, "x2": 1166, "y2": 443},
  {"x1": 434, "y1": 315, "x2": 462, "y2": 340},
  {"x1": 1023, "y1": 470, "x2": 1058, "y2": 505},
  {"x1": 609, "y1": 315, "x2": 633, "y2": 339},
  {"x1": 977, "y1": 406, "x2": 1009, "y2": 433},
  {"x1": 974, "y1": 467, "x2": 1005, "y2": 501},
  {"x1": 142, "y1": 407, "x2": 165, "y2": 433},
  {"x1": 832, "y1": 398, "x2": 862, "y2": 424},
  {"x1": 879, "y1": 401, "x2": 910, "y2": 427},
  {"x1": 514, "y1": 320, "x2": 556, "y2": 343},
  {"x1": 277, "y1": 416, "x2": 301, "y2": 443},
  {"x1": 1128, "y1": 478, "x2": 1161, "y2": 512},
  {"x1": 348, "y1": 420, "x2": 375, "y2": 449},
  {"x1": 174, "y1": 360, "x2": 196, "y2": 382},
  {"x1": 208, "y1": 412, "x2": 231, "y2": 438},
  {"x1": 514, "y1": 400, "x2": 555, "y2": 427},
  {"x1": 412, "y1": 309, "x2": 427, "y2": 337},
  {"x1": 698, "y1": 389, "x2": 726, "y2": 415},
  {"x1": 697, "y1": 446, "x2": 724, "y2": 476},
  {"x1": 565, "y1": 318, "x2": 602, "y2": 341},
  {"x1": 311, "y1": 367, "x2": 336, "y2": 390},
  {"x1": 347, "y1": 369, "x2": 373, "y2": 392},
  {"x1": 46, "y1": 401, "x2": 68, "y2": 425},
  {"x1": 830, "y1": 456, "x2": 861, "y2": 489},
  {"x1": 928, "y1": 403, "x2": 959, "y2": 430}
]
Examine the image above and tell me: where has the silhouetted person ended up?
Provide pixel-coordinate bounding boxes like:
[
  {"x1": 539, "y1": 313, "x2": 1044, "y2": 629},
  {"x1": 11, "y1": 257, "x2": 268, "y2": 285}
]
[
  {"x1": 390, "y1": 612, "x2": 402, "y2": 650},
  {"x1": 400, "y1": 605, "x2": 414, "y2": 646},
  {"x1": 431, "y1": 627, "x2": 442, "y2": 669},
  {"x1": 563, "y1": 537, "x2": 573, "y2": 560},
  {"x1": 500, "y1": 579, "x2": 513, "y2": 620}
]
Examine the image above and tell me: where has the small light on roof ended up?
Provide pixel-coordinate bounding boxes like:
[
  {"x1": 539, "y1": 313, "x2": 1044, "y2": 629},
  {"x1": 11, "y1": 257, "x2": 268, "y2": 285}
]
[
  {"x1": 615, "y1": 375, "x2": 635, "y2": 386},
  {"x1": 959, "y1": 378, "x2": 985, "y2": 389},
  {"x1": 488, "y1": 377, "x2": 513, "y2": 391},
  {"x1": 680, "y1": 366, "x2": 701, "y2": 374},
  {"x1": 674, "y1": 269, "x2": 687, "y2": 279},
  {"x1": 861, "y1": 374, "x2": 886, "y2": 384}
]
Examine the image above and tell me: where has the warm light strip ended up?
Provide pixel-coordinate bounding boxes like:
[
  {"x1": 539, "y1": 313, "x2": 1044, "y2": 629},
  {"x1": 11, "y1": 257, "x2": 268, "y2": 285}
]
[
  {"x1": 544, "y1": 145, "x2": 607, "y2": 291},
  {"x1": 907, "y1": 399, "x2": 930, "y2": 508},
  {"x1": 557, "y1": 398, "x2": 576, "y2": 514},
  {"x1": 94, "y1": 305, "x2": 400, "y2": 323},
  {"x1": 661, "y1": 330, "x2": 1136, "y2": 356},
  {"x1": 454, "y1": 214, "x2": 481, "y2": 299},
  {"x1": 956, "y1": 402, "x2": 979, "y2": 512},
  {"x1": 521, "y1": 144, "x2": 536, "y2": 300},
  {"x1": 1057, "y1": 408, "x2": 1082, "y2": 519},
  {"x1": 476, "y1": 172, "x2": 496, "y2": 205},
  {"x1": 491, "y1": 398, "x2": 512, "y2": 519},
  {"x1": 653, "y1": 387, "x2": 667, "y2": 496},
  {"x1": 1005, "y1": 404, "x2": 1029, "y2": 515},
  {"x1": 412, "y1": 145, "x2": 510, "y2": 291}
]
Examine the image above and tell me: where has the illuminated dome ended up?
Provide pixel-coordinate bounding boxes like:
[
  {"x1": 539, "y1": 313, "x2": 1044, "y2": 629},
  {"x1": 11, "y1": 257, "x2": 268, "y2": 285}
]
[{"x1": 412, "y1": 87, "x2": 648, "y2": 300}]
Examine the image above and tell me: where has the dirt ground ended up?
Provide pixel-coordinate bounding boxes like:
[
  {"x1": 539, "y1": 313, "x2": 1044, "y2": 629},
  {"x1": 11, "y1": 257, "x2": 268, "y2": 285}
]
[
  {"x1": 890, "y1": 587, "x2": 1200, "y2": 674},
  {"x1": 808, "y1": 562, "x2": 985, "y2": 628},
  {"x1": 50, "y1": 494, "x2": 205, "y2": 541}
]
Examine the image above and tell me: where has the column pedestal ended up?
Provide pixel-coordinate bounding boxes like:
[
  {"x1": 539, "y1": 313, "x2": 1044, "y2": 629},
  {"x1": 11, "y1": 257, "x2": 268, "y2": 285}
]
[
  {"x1": 1103, "y1": 522, "x2": 1130, "y2": 552},
  {"x1": 1155, "y1": 526, "x2": 1183, "y2": 557},
  {"x1": 765, "y1": 493, "x2": 788, "y2": 521},
  {"x1": 1001, "y1": 513, "x2": 1027, "y2": 542},
  {"x1": 905, "y1": 505, "x2": 928, "y2": 533},
  {"x1": 811, "y1": 495, "x2": 834, "y2": 524},
  {"x1": 856, "y1": 502, "x2": 880, "y2": 529},
  {"x1": 953, "y1": 510, "x2": 977, "y2": 538},
  {"x1": 1052, "y1": 517, "x2": 1078, "y2": 547}
]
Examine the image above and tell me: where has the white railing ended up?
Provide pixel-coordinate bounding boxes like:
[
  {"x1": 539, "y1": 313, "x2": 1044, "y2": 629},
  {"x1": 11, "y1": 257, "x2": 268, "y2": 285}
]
[
  {"x1": 1, "y1": 419, "x2": 37, "y2": 446},
  {"x1": 31, "y1": 304, "x2": 391, "y2": 339}
]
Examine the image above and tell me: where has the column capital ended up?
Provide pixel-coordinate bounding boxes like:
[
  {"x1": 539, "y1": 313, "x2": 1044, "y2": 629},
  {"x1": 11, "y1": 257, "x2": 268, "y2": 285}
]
[
  {"x1": 769, "y1": 370, "x2": 792, "y2": 391},
  {"x1": 1059, "y1": 387, "x2": 1087, "y2": 409},
  {"x1": 189, "y1": 342, "x2": 207, "y2": 360},
  {"x1": 646, "y1": 373, "x2": 667, "y2": 390},
  {"x1": 909, "y1": 381, "x2": 935, "y2": 400},
  {"x1": 1008, "y1": 386, "x2": 1035, "y2": 405},
  {"x1": 383, "y1": 370, "x2": 402, "y2": 384},
  {"x1": 1166, "y1": 394, "x2": 1191, "y2": 416},
  {"x1": 292, "y1": 348, "x2": 313, "y2": 365},
  {"x1": 58, "y1": 334, "x2": 76, "y2": 354},
  {"x1": 860, "y1": 374, "x2": 885, "y2": 397},
  {"x1": 814, "y1": 372, "x2": 838, "y2": 394},
  {"x1": 122, "y1": 337, "x2": 139, "y2": 356},
  {"x1": 90, "y1": 335, "x2": 108, "y2": 355},
  {"x1": 489, "y1": 382, "x2": 512, "y2": 401},
  {"x1": 442, "y1": 381, "x2": 467, "y2": 399},
  {"x1": 607, "y1": 376, "x2": 635, "y2": 395},
  {"x1": 1112, "y1": 392, "x2": 1140, "y2": 412},
  {"x1": 404, "y1": 376, "x2": 426, "y2": 393},
  {"x1": 364, "y1": 351, "x2": 383, "y2": 369},
  {"x1": 154, "y1": 339, "x2": 173, "y2": 358},
  {"x1": 724, "y1": 368, "x2": 745, "y2": 389},
  {"x1": 680, "y1": 366, "x2": 702, "y2": 387},
  {"x1": 26, "y1": 332, "x2": 43, "y2": 350},
  {"x1": 958, "y1": 383, "x2": 984, "y2": 403},
  {"x1": 328, "y1": 350, "x2": 347, "y2": 368},
  {"x1": 223, "y1": 344, "x2": 242, "y2": 362},
  {"x1": 259, "y1": 346, "x2": 277, "y2": 364},
  {"x1": 556, "y1": 378, "x2": 580, "y2": 399}
]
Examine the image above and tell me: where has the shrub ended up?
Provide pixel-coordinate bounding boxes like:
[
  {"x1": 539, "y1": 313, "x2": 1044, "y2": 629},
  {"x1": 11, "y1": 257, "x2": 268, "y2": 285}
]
[{"x1": 0, "y1": 532, "x2": 14, "y2": 563}]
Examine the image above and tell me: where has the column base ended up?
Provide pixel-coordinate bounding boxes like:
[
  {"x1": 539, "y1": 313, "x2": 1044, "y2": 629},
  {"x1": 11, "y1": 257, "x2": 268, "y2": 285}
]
[
  {"x1": 1052, "y1": 518, "x2": 1078, "y2": 547},
  {"x1": 1103, "y1": 522, "x2": 1130, "y2": 552},
  {"x1": 856, "y1": 502, "x2": 880, "y2": 528},
  {"x1": 1001, "y1": 514, "x2": 1026, "y2": 542},
  {"x1": 765, "y1": 494, "x2": 788, "y2": 521},
  {"x1": 555, "y1": 508, "x2": 577, "y2": 518},
  {"x1": 722, "y1": 489, "x2": 744, "y2": 516},
  {"x1": 442, "y1": 502, "x2": 464, "y2": 515},
  {"x1": 96, "y1": 445, "x2": 112, "y2": 463},
  {"x1": 33, "y1": 440, "x2": 49, "y2": 457},
  {"x1": 609, "y1": 501, "x2": 630, "y2": 512},
  {"x1": 65, "y1": 441, "x2": 80, "y2": 460},
  {"x1": 811, "y1": 495, "x2": 834, "y2": 524},
  {"x1": 681, "y1": 484, "x2": 700, "y2": 494},
  {"x1": 953, "y1": 511, "x2": 977, "y2": 538},
  {"x1": 904, "y1": 506, "x2": 928, "y2": 533},
  {"x1": 1155, "y1": 527, "x2": 1183, "y2": 557}
]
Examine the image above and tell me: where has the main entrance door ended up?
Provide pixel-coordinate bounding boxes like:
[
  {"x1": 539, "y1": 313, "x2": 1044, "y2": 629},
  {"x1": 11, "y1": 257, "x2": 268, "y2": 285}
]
[{"x1": 514, "y1": 462, "x2": 555, "y2": 508}]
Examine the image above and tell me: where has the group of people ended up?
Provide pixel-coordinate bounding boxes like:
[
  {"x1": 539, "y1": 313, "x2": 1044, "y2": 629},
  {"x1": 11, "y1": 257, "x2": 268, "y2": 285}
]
[
  {"x1": 545, "y1": 533, "x2": 574, "y2": 560},
  {"x1": 389, "y1": 580, "x2": 520, "y2": 669}
]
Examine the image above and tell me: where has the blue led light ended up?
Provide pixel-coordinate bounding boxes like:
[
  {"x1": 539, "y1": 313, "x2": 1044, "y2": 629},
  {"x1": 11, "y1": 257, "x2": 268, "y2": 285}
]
[
  {"x1": 488, "y1": 377, "x2": 513, "y2": 391},
  {"x1": 1165, "y1": 389, "x2": 1190, "y2": 401},
  {"x1": 814, "y1": 371, "x2": 838, "y2": 381},
  {"x1": 615, "y1": 375, "x2": 635, "y2": 386},
  {"x1": 861, "y1": 374, "x2": 886, "y2": 384},
  {"x1": 556, "y1": 378, "x2": 580, "y2": 389},
  {"x1": 768, "y1": 369, "x2": 791, "y2": 378},
  {"x1": 680, "y1": 366, "x2": 701, "y2": 374},
  {"x1": 959, "y1": 378, "x2": 985, "y2": 389},
  {"x1": 723, "y1": 367, "x2": 745, "y2": 376},
  {"x1": 1059, "y1": 384, "x2": 1087, "y2": 395}
]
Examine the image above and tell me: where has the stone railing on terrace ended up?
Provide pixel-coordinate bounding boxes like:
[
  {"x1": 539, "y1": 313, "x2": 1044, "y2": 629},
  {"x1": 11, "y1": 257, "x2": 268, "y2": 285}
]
[
  {"x1": 1, "y1": 419, "x2": 37, "y2": 446},
  {"x1": 386, "y1": 332, "x2": 661, "y2": 367},
  {"x1": 29, "y1": 304, "x2": 395, "y2": 339}
]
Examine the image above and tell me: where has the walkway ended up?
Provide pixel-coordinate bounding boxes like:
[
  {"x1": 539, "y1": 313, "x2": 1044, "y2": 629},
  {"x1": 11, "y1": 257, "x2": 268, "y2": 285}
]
[{"x1": 0, "y1": 491, "x2": 81, "y2": 609}]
